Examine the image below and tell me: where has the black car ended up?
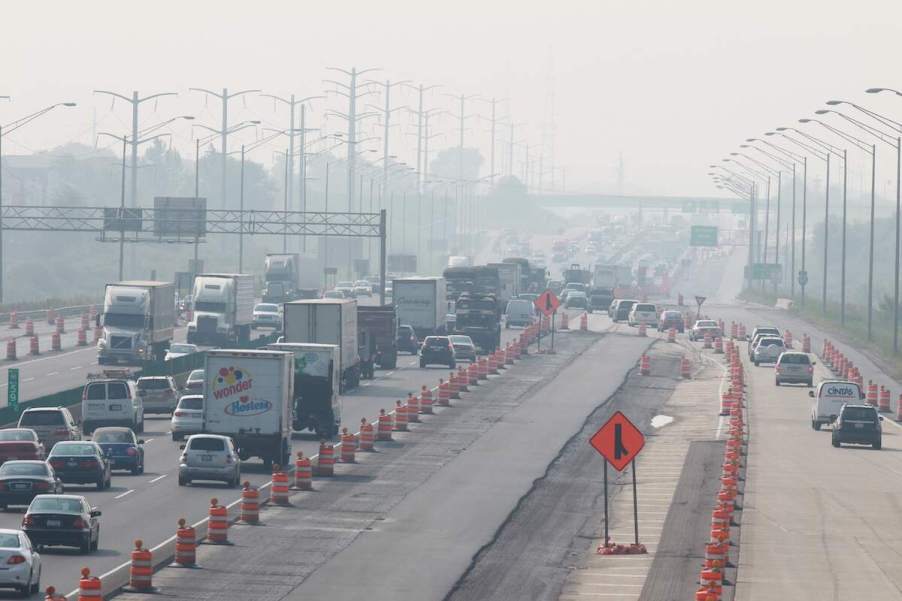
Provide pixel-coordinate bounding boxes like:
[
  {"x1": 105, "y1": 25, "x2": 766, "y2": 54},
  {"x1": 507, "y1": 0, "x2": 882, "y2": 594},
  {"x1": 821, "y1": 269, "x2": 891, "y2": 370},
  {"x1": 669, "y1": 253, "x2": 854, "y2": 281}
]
[
  {"x1": 396, "y1": 325, "x2": 419, "y2": 354},
  {"x1": 658, "y1": 310, "x2": 685, "y2": 333},
  {"x1": 420, "y1": 336, "x2": 456, "y2": 369},
  {"x1": 23, "y1": 494, "x2": 101, "y2": 553},
  {"x1": 92, "y1": 428, "x2": 144, "y2": 475},
  {"x1": 588, "y1": 290, "x2": 613, "y2": 313},
  {"x1": 613, "y1": 299, "x2": 637, "y2": 322},
  {"x1": 47, "y1": 442, "x2": 111, "y2": 490},
  {"x1": 0, "y1": 461, "x2": 63, "y2": 509},
  {"x1": 832, "y1": 404, "x2": 882, "y2": 449}
]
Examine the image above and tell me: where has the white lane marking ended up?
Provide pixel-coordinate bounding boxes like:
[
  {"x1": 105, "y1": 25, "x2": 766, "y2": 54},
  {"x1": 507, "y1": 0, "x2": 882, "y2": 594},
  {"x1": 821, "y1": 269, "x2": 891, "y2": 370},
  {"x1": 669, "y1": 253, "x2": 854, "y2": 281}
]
[
  {"x1": 114, "y1": 489, "x2": 134, "y2": 499},
  {"x1": 22, "y1": 377, "x2": 34, "y2": 383},
  {"x1": 385, "y1": 371, "x2": 395, "y2": 376},
  {"x1": 70, "y1": 365, "x2": 82, "y2": 370},
  {"x1": 143, "y1": 438, "x2": 154, "y2": 444},
  {"x1": 47, "y1": 371, "x2": 58, "y2": 376},
  {"x1": 0, "y1": 345, "x2": 94, "y2": 369},
  {"x1": 148, "y1": 474, "x2": 167, "y2": 483}
]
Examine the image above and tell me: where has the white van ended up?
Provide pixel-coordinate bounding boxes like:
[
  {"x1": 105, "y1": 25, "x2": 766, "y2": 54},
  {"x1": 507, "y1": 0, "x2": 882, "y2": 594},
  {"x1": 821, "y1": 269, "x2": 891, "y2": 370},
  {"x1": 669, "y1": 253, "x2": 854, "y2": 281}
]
[
  {"x1": 82, "y1": 374, "x2": 144, "y2": 434},
  {"x1": 809, "y1": 380, "x2": 863, "y2": 431},
  {"x1": 505, "y1": 299, "x2": 536, "y2": 328}
]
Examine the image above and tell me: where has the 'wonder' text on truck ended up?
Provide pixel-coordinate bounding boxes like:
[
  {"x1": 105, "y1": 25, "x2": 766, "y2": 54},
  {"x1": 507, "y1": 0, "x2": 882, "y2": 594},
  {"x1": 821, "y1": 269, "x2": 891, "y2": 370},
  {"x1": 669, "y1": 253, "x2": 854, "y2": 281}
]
[
  {"x1": 203, "y1": 349, "x2": 293, "y2": 468},
  {"x1": 97, "y1": 281, "x2": 175, "y2": 365},
  {"x1": 265, "y1": 342, "x2": 341, "y2": 438},
  {"x1": 282, "y1": 299, "x2": 361, "y2": 392},
  {"x1": 188, "y1": 273, "x2": 255, "y2": 346}
]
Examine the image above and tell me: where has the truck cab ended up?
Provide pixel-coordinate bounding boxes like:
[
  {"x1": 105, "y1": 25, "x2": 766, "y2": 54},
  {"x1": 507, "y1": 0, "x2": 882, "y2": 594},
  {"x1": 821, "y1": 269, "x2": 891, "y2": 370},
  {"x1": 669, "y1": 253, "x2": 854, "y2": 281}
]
[
  {"x1": 188, "y1": 274, "x2": 254, "y2": 346},
  {"x1": 97, "y1": 281, "x2": 175, "y2": 365}
]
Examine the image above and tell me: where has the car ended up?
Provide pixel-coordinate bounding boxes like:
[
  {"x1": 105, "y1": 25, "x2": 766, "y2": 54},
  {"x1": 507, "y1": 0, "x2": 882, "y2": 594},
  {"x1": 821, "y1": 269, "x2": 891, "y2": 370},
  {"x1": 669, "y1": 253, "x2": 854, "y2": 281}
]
[
  {"x1": 81, "y1": 373, "x2": 144, "y2": 434},
  {"x1": 22, "y1": 494, "x2": 101, "y2": 554},
  {"x1": 396, "y1": 325, "x2": 419, "y2": 355},
  {"x1": 419, "y1": 336, "x2": 456, "y2": 369},
  {"x1": 91, "y1": 427, "x2": 144, "y2": 475},
  {"x1": 384, "y1": 285, "x2": 393, "y2": 299},
  {"x1": 184, "y1": 369, "x2": 205, "y2": 394},
  {"x1": 136, "y1": 376, "x2": 179, "y2": 415},
  {"x1": 164, "y1": 343, "x2": 198, "y2": 362},
  {"x1": 689, "y1": 320, "x2": 721, "y2": 341},
  {"x1": 658, "y1": 310, "x2": 685, "y2": 332},
  {"x1": 747, "y1": 326, "x2": 781, "y2": 357},
  {"x1": 628, "y1": 303, "x2": 658, "y2": 327},
  {"x1": 171, "y1": 395, "x2": 204, "y2": 441},
  {"x1": 0, "y1": 461, "x2": 63, "y2": 510},
  {"x1": 547, "y1": 280, "x2": 563, "y2": 295},
  {"x1": 178, "y1": 434, "x2": 241, "y2": 487},
  {"x1": 752, "y1": 336, "x2": 785, "y2": 366},
  {"x1": 335, "y1": 282, "x2": 355, "y2": 298},
  {"x1": 0, "y1": 528, "x2": 42, "y2": 594},
  {"x1": 588, "y1": 289, "x2": 613, "y2": 313},
  {"x1": 775, "y1": 352, "x2": 815, "y2": 386},
  {"x1": 565, "y1": 291, "x2": 588, "y2": 309},
  {"x1": 323, "y1": 290, "x2": 345, "y2": 300},
  {"x1": 611, "y1": 299, "x2": 637, "y2": 322},
  {"x1": 47, "y1": 442, "x2": 111, "y2": 490},
  {"x1": 0, "y1": 429, "x2": 45, "y2": 466},
  {"x1": 17, "y1": 408, "x2": 80, "y2": 452},
  {"x1": 505, "y1": 299, "x2": 536, "y2": 328},
  {"x1": 449, "y1": 335, "x2": 477, "y2": 362},
  {"x1": 810, "y1": 380, "x2": 864, "y2": 430},
  {"x1": 517, "y1": 293, "x2": 539, "y2": 304},
  {"x1": 831, "y1": 404, "x2": 882, "y2": 449},
  {"x1": 252, "y1": 303, "x2": 282, "y2": 330},
  {"x1": 354, "y1": 281, "x2": 372, "y2": 297}
]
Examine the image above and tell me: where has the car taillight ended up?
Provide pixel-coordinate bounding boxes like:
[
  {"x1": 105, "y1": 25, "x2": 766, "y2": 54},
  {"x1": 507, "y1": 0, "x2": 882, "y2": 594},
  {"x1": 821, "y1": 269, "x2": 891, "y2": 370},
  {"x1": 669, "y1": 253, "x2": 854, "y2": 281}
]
[
  {"x1": 55, "y1": 428, "x2": 68, "y2": 435},
  {"x1": 21, "y1": 516, "x2": 33, "y2": 528},
  {"x1": 33, "y1": 481, "x2": 49, "y2": 491},
  {"x1": 50, "y1": 459, "x2": 64, "y2": 469},
  {"x1": 0, "y1": 482, "x2": 7, "y2": 491},
  {"x1": 79, "y1": 459, "x2": 96, "y2": 468},
  {"x1": 174, "y1": 411, "x2": 185, "y2": 417},
  {"x1": 72, "y1": 517, "x2": 85, "y2": 529},
  {"x1": 6, "y1": 555, "x2": 25, "y2": 565},
  {"x1": 127, "y1": 447, "x2": 137, "y2": 456}
]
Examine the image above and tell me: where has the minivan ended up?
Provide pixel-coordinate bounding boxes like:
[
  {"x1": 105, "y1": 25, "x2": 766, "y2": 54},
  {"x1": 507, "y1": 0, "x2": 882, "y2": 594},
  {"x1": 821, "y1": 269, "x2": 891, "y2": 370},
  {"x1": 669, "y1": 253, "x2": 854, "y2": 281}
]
[
  {"x1": 81, "y1": 378, "x2": 144, "y2": 434},
  {"x1": 809, "y1": 380, "x2": 864, "y2": 430},
  {"x1": 17, "y1": 408, "x2": 80, "y2": 451},
  {"x1": 135, "y1": 376, "x2": 179, "y2": 415},
  {"x1": 505, "y1": 299, "x2": 536, "y2": 328}
]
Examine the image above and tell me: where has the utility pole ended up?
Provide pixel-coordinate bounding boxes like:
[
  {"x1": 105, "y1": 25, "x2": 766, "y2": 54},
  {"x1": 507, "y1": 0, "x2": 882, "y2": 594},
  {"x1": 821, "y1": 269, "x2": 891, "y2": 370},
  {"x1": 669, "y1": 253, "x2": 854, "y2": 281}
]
[
  {"x1": 367, "y1": 80, "x2": 409, "y2": 199},
  {"x1": 446, "y1": 93, "x2": 478, "y2": 252},
  {"x1": 189, "y1": 87, "x2": 261, "y2": 208}
]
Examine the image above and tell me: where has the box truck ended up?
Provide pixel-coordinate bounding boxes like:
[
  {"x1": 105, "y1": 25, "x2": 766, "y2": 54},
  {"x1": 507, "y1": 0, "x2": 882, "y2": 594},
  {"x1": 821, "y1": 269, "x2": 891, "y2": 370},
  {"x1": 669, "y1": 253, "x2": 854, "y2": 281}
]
[
  {"x1": 282, "y1": 299, "x2": 361, "y2": 392},
  {"x1": 392, "y1": 277, "x2": 447, "y2": 338}
]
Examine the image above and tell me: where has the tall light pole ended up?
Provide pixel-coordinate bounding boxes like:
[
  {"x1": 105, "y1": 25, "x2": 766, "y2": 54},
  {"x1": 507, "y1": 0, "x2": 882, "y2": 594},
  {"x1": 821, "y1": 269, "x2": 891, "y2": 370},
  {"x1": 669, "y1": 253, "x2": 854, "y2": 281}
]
[
  {"x1": 366, "y1": 80, "x2": 408, "y2": 205},
  {"x1": 188, "y1": 88, "x2": 261, "y2": 208},
  {"x1": 0, "y1": 101, "x2": 76, "y2": 302}
]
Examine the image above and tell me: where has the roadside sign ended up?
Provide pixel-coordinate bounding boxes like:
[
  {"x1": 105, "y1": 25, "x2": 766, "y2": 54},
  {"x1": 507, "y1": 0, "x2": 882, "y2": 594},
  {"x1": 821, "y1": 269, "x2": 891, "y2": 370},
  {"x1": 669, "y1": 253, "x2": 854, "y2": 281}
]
[
  {"x1": 690, "y1": 225, "x2": 718, "y2": 247},
  {"x1": 590, "y1": 411, "x2": 645, "y2": 472},
  {"x1": 535, "y1": 290, "x2": 560, "y2": 317},
  {"x1": 8, "y1": 369, "x2": 19, "y2": 414},
  {"x1": 695, "y1": 296, "x2": 707, "y2": 307}
]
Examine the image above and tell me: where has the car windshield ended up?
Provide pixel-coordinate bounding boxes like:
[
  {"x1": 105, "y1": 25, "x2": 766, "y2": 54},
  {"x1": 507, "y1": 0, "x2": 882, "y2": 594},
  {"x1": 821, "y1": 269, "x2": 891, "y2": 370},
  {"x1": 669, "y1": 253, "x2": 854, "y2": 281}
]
[
  {"x1": 178, "y1": 397, "x2": 203, "y2": 411},
  {"x1": 696, "y1": 321, "x2": 717, "y2": 328},
  {"x1": 49, "y1": 443, "x2": 97, "y2": 457},
  {"x1": 0, "y1": 462, "x2": 48, "y2": 476},
  {"x1": 29, "y1": 497, "x2": 84, "y2": 513},
  {"x1": 19, "y1": 411, "x2": 64, "y2": 426},
  {"x1": 634, "y1": 304, "x2": 655, "y2": 312},
  {"x1": 449, "y1": 336, "x2": 473, "y2": 345},
  {"x1": 255, "y1": 304, "x2": 279, "y2": 313},
  {"x1": 0, "y1": 533, "x2": 20, "y2": 547},
  {"x1": 0, "y1": 430, "x2": 36, "y2": 442},
  {"x1": 137, "y1": 378, "x2": 169, "y2": 390},
  {"x1": 188, "y1": 370, "x2": 204, "y2": 382},
  {"x1": 168, "y1": 344, "x2": 195, "y2": 355},
  {"x1": 425, "y1": 338, "x2": 449, "y2": 347},
  {"x1": 93, "y1": 430, "x2": 134, "y2": 444},
  {"x1": 779, "y1": 354, "x2": 810, "y2": 364},
  {"x1": 662, "y1": 311, "x2": 681, "y2": 319},
  {"x1": 189, "y1": 437, "x2": 225, "y2": 452},
  {"x1": 843, "y1": 407, "x2": 877, "y2": 421}
]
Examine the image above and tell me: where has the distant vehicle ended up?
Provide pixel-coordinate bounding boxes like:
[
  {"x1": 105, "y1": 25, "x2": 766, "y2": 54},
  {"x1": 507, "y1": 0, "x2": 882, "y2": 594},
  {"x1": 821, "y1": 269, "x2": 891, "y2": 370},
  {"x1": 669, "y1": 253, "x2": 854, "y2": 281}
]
[
  {"x1": 91, "y1": 427, "x2": 144, "y2": 475},
  {"x1": 0, "y1": 461, "x2": 62, "y2": 509},
  {"x1": 335, "y1": 282, "x2": 355, "y2": 298},
  {"x1": 689, "y1": 320, "x2": 721, "y2": 341},
  {"x1": 748, "y1": 328, "x2": 782, "y2": 358},
  {"x1": 171, "y1": 395, "x2": 204, "y2": 441},
  {"x1": 547, "y1": 280, "x2": 563, "y2": 295},
  {"x1": 178, "y1": 434, "x2": 241, "y2": 487},
  {"x1": 164, "y1": 343, "x2": 198, "y2": 362},
  {"x1": 628, "y1": 303, "x2": 658, "y2": 327},
  {"x1": 188, "y1": 273, "x2": 255, "y2": 346},
  {"x1": 587, "y1": 288, "x2": 613, "y2": 313},
  {"x1": 17, "y1": 408, "x2": 80, "y2": 452},
  {"x1": 355, "y1": 280, "x2": 372, "y2": 291},
  {"x1": 358, "y1": 305, "x2": 399, "y2": 369},
  {"x1": 23, "y1": 494, "x2": 101, "y2": 554},
  {"x1": 505, "y1": 299, "x2": 536, "y2": 328},
  {"x1": 610, "y1": 299, "x2": 637, "y2": 322},
  {"x1": 565, "y1": 291, "x2": 588, "y2": 309},
  {"x1": 517, "y1": 293, "x2": 539, "y2": 304},
  {"x1": 775, "y1": 352, "x2": 814, "y2": 387},
  {"x1": 419, "y1": 336, "x2": 456, "y2": 369},
  {"x1": 396, "y1": 325, "x2": 419, "y2": 355},
  {"x1": 353, "y1": 285, "x2": 372, "y2": 297},
  {"x1": 47, "y1": 441, "x2": 111, "y2": 490},
  {"x1": 0, "y1": 430, "x2": 44, "y2": 466},
  {"x1": 0, "y1": 528, "x2": 42, "y2": 594},
  {"x1": 81, "y1": 373, "x2": 144, "y2": 434},
  {"x1": 97, "y1": 281, "x2": 175, "y2": 365},
  {"x1": 752, "y1": 336, "x2": 785, "y2": 366},
  {"x1": 184, "y1": 369, "x2": 205, "y2": 394},
  {"x1": 323, "y1": 290, "x2": 345, "y2": 299},
  {"x1": 263, "y1": 253, "x2": 301, "y2": 303},
  {"x1": 658, "y1": 310, "x2": 684, "y2": 332},
  {"x1": 447, "y1": 256, "x2": 473, "y2": 268},
  {"x1": 749, "y1": 326, "x2": 781, "y2": 342},
  {"x1": 831, "y1": 404, "x2": 882, "y2": 449},
  {"x1": 283, "y1": 299, "x2": 361, "y2": 393},
  {"x1": 810, "y1": 380, "x2": 864, "y2": 430},
  {"x1": 252, "y1": 303, "x2": 282, "y2": 330},
  {"x1": 135, "y1": 376, "x2": 179, "y2": 415},
  {"x1": 449, "y1": 335, "x2": 477, "y2": 362}
]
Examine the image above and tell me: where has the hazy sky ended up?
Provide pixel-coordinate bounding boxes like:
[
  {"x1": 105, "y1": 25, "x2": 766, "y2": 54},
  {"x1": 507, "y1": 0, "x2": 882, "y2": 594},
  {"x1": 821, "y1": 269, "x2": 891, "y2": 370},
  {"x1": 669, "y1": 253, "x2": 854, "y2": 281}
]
[{"x1": 3, "y1": 0, "x2": 902, "y2": 198}]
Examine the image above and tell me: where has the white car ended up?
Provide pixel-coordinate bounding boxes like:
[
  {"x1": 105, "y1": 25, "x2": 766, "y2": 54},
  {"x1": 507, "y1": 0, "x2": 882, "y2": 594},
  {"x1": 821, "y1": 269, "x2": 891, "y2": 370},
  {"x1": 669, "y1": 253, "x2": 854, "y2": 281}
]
[
  {"x1": 164, "y1": 343, "x2": 198, "y2": 362},
  {"x1": 689, "y1": 320, "x2": 721, "y2": 341},
  {"x1": 335, "y1": 282, "x2": 355, "y2": 298},
  {"x1": 170, "y1": 395, "x2": 204, "y2": 441},
  {"x1": 354, "y1": 281, "x2": 372, "y2": 297},
  {"x1": 178, "y1": 434, "x2": 241, "y2": 487},
  {"x1": 628, "y1": 303, "x2": 658, "y2": 327},
  {"x1": 0, "y1": 529, "x2": 41, "y2": 595},
  {"x1": 752, "y1": 336, "x2": 785, "y2": 366},
  {"x1": 252, "y1": 303, "x2": 282, "y2": 330}
]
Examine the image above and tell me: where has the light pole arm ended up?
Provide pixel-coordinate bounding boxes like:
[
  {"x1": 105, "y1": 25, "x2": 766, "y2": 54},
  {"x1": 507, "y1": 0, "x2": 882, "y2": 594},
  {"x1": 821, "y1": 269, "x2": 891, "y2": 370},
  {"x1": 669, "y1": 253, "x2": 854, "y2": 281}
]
[
  {"x1": 93, "y1": 90, "x2": 134, "y2": 104},
  {"x1": 136, "y1": 91, "x2": 178, "y2": 104}
]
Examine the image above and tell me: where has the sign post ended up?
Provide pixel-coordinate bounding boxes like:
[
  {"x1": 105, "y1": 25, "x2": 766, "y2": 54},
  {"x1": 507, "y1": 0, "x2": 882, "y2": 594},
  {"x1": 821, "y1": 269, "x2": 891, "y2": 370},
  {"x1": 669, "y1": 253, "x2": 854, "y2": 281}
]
[
  {"x1": 8, "y1": 368, "x2": 19, "y2": 416},
  {"x1": 535, "y1": 291, "x2": 561, "y2": 355},
  {"x1": 590, "y1": 411, "x2": 646, "y2": 550},
  {"x1": 695, "y1": 295, "x2": 707, "y2": 323}
]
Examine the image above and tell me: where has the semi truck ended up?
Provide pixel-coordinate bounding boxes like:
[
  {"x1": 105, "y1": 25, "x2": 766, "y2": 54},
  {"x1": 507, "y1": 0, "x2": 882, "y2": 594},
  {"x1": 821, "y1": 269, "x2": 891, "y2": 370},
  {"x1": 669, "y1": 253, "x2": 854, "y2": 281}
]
[
  {"x1": 263, "y1": 253, "x2": 300, "y2": 303},
  {"x1": 97, "y1": 281, "x2": 175, "y2": 365},
  {"x1": 357, "y1": 305, "x2": 398, "y2": 369},
  {"x1": 454, "y1": 292, "x2": 501, "y2": 353},
  {"x1": 502, "y1": 258, "x2": 548, "y2": 293},
  {"x1": 187, "y1": 273, "x2": 255, "y2": 346},
  {"x1": 392, "y1": 277, "x2": 447, "y2": 339},
  {"x1": 488, "y1": 262, "x2": 520, "y2": 307},
  {"x1": 282, "y1": 299, "x2": 361, "y2": 392},
  {"x1": 203, "y1": 349, "x2": 294, "y2": 468},
  {"x1": 265, "y1": 342, "x2": 341, "y2": 439}
]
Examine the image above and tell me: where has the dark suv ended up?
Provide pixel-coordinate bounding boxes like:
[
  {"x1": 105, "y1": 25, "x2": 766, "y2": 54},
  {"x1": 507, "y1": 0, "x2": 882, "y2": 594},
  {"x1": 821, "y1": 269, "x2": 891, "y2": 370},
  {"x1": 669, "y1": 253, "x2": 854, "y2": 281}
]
[
  {"x1": 396, "y1": 325, "x2": 419, "y2": 354},
  {"x1": 419, "y1": 336, "x2": 456, "y2": 369},
  {"x1": 832, "y1": 404, "x2": 882, "y2": 449}
]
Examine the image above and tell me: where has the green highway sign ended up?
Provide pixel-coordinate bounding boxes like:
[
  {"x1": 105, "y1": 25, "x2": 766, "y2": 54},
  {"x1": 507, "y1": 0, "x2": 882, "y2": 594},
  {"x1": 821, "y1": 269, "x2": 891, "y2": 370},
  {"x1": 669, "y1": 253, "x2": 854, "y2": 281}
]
[
  {"x1": 745, "y1": 263, "x2": 782, "y2": 281},
  {"x1": 690, "y1": 225, "x2": 718, "y2": 247},
  {"x1": 8, "y1": 368, "x2": 19, "y2": 414}
]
